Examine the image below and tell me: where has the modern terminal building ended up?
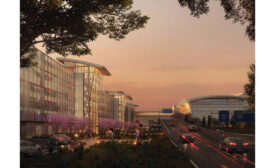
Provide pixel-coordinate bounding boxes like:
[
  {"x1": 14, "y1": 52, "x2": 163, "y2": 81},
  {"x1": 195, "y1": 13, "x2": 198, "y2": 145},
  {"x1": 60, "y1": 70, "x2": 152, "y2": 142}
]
[
  {"x1": 174, "y1": 95, "x2": 249, "y2": 121},
  {"x1": 21, "y1": 49, "x2": 77, "y2": 138},
  {"x1": 125, "y1": 103, "x2": 139, "y2": 122},
  {"x1": 104, "y1": 91, "x2": 138, "y2": 123},
  {"x1": 98, "y1": 90, "x2": 117, "y2": 119},
  {"x1": 20, "y1": 48, "x2": 137, "y2": 138},
  {"x1": 56, "y1": 57, "x2": 111, "y2": 134}
]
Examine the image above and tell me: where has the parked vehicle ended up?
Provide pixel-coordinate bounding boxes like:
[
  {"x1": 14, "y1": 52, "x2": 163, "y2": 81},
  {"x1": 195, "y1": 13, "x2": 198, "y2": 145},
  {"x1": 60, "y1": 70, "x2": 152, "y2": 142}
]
[
  {"x1": 179, "y1": 130, "x2": 194, "y2": 143},
  {"x1": 216, "y1": 129, "x2": 223, "y2": 133},
  {"x1": 20, "y1": 140, "x2": 42, "y2": 156},
  {"x1": 216, "y1": 129, "x2": 224, "y2": 135},
  {"x1": 188, "y1": 125, "x2": 199, "y2": 132},
  {"x1": 48, "y1": 134, "x2": 72, "y2": 145},
  {"x1": 168, "y1": 120, "x2": 176, "y2": 127},
  {"x1": 219, "y1": 137, "x2": 248, "y2": 153}
]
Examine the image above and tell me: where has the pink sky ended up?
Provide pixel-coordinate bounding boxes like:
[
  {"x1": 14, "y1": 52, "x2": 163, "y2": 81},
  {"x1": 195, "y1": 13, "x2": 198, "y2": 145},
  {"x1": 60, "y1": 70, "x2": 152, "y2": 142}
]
[{"x1": 37, "y1": 0, "x2": 254, "y2": 111}]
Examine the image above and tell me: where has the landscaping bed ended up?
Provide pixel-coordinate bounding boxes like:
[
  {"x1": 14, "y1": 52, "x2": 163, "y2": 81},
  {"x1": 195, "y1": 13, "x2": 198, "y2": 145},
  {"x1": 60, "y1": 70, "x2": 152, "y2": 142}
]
[{"x1": 21, "y1": 136, "x2": 194, "y2": 168}]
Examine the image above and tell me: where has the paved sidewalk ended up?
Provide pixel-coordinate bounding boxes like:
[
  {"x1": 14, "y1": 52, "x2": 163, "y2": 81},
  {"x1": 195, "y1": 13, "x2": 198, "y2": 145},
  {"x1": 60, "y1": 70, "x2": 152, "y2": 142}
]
[{"x1": 80, "y1": 138, "x2": 151, "y2": 149}]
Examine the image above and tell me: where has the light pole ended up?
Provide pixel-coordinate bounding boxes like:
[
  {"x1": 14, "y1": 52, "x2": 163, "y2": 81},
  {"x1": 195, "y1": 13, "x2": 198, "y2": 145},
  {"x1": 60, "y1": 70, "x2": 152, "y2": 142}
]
[
  {"x1": 74, "y1": 133, "x2": 78, "y2": 141},
  {"x1": 159, "y1": 110, "x2": 160, "y2": 124}
]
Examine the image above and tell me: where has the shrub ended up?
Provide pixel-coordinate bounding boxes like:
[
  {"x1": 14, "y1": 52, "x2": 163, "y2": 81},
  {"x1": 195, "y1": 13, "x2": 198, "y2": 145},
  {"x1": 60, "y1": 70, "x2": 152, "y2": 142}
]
[{"x1": 21, "y1": 136, "x2": 193, "y2": 168}]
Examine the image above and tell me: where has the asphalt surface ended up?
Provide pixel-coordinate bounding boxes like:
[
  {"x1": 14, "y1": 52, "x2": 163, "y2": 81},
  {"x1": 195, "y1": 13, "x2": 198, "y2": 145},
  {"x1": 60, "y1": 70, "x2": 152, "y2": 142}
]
[{"x1": 161, "y1": 119, "x2": 255, "y2": 168}]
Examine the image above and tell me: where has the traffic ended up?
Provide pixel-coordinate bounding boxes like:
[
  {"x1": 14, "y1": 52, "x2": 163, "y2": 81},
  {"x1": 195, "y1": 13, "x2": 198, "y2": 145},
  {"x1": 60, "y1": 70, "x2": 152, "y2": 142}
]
[{"x1": 161, "y1": 118, "x2": 255, "y2": 168}]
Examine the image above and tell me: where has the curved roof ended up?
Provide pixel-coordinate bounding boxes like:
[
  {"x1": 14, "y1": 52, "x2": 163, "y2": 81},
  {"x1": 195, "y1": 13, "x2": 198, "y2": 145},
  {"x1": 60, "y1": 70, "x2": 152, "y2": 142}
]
[
  {"x1": 56, "y1": 57, "x2": 111, "y2": 76},
  {"x1": 177, "y1": 95, "x2": 248, "y2": 107},
  {"x1": 126, "y1": 103, "x2": 139, "y2": 107},
  {"x1": 105, "y1": 90, "x2": 133, "y2": 100}
]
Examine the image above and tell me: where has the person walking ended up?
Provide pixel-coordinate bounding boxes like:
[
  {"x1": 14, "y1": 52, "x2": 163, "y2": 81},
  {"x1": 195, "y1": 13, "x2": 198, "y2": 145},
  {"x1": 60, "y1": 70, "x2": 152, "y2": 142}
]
[
  {"x1": 135, "y1": 129, "x2": 140, "y2": 141},
  {"x1": 87, "y1": 130, "x2": 91, "y2": 141},
  {"x1": 109, "y1": 128, "x2": 114, "y2": 141},
  {"x1": 85, "y1": 130, "x2": 89, "y2": 141}
]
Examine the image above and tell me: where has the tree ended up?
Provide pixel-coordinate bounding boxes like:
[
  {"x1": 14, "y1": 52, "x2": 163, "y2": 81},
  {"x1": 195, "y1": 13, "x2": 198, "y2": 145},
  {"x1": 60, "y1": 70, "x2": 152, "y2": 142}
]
[
  {"x1": 20, "y1": 46, "x2": 38, "y2": 67},
  {"x1": 244, "y1": 63, "x2": 255, "y2": 111},
  {"x1": 177, "y1": 0, "x2": 255, "y2": 41},
  {"x1": 184, "y1": 115, "x2": 189, "y2": 122},
  {"x1": 211, "y1": 118, "x2": 218, "y2": 127},
  {"x1": 229, "y1": 115, "x2": 236, "y2": 128},
  {"x1": 207, "y1": 115, "x2": 212, "y2": 128},
  {"x1": 202, "y1": 116, "x2": 206, "y2": 127},
  {"x1": 21, "y1": 0, "x2": 149, "y2": 67}
]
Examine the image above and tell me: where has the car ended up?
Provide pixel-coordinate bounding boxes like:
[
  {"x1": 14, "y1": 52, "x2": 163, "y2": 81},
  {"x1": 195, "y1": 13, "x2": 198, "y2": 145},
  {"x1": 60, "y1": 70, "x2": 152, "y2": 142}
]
[
  {"x1": 168, "y1": 120, "x2": 176, "y2": 127},
  {"x1": 219, "y1": 137, "x2": 248, "y2": 153},
  {"x1": 188, "y1": 125, "x2": 199, "y2": 132},
  {"x1": 20, "y1": 140, "x2": 42, "y2": 156},
  {"x1": 48, "y1": 134, "x2": 72, "y2": 145},
  {"x1": 179, "y1": 130, "x2": 194, "y2": 143},
  {"x1": 216, "y1": 129, "x2": 224, "y2": 133},
  {"x1": 216, "y1": 129, "x2": 225, "y2": 135}
]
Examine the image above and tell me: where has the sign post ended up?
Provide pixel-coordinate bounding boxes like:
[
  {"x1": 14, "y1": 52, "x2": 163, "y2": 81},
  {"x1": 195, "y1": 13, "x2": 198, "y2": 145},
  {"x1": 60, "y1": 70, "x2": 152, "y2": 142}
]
[
  {"x1": 162, "y1": 108, "x2": 172, "y2": 113},
  {"x1": 219, "y1": 111, "x2": 229, "y2": 123}
]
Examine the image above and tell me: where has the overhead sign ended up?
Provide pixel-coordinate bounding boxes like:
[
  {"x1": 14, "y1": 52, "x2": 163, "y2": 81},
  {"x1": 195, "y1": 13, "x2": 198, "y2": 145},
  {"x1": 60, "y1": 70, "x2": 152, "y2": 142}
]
[
  {"x1": 219, "y1": 111, "x2": 229, "y2": 123},
  {"x1": 234, "y1": 110, "x2": 255, "y2": 114},
  {"x1": 234, "y1": 111, "x2": 255, "y2": 122},
  {"x1": 162, "y1": 108, "x2": 172, "y2": 113}
]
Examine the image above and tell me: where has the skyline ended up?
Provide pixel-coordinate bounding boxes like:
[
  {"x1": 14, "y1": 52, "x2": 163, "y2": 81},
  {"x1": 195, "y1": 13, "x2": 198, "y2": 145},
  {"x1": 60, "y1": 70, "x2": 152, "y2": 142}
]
[{"x1": 36, "y1": 0, "x2": 254, "y2": 111}]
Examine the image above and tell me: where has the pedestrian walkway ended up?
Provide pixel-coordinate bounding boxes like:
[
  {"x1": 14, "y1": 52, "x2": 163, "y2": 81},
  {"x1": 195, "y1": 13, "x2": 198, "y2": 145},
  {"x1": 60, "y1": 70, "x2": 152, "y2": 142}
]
[{"x1": 80, "y1": 138, "x2": 151, "y2": 149}]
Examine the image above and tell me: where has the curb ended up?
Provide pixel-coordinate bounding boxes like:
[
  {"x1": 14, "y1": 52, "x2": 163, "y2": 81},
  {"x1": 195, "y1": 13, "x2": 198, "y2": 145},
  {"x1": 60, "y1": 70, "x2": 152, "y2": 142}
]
[
  {"x1": 189, "y1": 159, "x2": 199, "y2": 168},
  {"x1": 223, "y1": 132, "x2": 255, "y2": 137}
]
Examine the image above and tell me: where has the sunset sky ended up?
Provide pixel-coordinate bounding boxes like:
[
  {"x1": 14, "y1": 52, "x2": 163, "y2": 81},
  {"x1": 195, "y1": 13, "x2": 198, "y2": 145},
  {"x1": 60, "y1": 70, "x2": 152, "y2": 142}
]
[{"x1": 37, "y1": 0, "x2": 254, "y2": 111}]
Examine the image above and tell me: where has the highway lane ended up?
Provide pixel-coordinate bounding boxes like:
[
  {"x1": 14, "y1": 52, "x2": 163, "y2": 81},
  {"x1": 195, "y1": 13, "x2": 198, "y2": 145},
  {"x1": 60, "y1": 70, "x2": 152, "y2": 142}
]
[
  {"x1": 161, "y1": 119, "x2": 255, "y2": 168},
  {"x1": 175, "y1": 120, "x2": 255, "y2": 164}
]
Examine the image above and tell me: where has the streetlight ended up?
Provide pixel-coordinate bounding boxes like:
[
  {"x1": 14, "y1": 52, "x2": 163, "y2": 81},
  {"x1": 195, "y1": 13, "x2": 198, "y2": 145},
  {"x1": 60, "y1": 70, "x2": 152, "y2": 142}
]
[{"x1": 74, "y1": 133, "x2": 78, "y2": 141}]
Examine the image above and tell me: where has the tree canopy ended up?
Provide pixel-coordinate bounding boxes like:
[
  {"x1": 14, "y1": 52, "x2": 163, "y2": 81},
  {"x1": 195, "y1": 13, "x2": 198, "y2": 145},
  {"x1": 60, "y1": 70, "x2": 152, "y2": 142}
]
[
  {"x1": 177, "y1": 0, "x2": 255, "y2": 41},
  {"x1": 21, "y1": 0, "x2": 149, "y2": 67},
  {"x1": 244, "y1": 63, "x2": 255, "y2": 111}
]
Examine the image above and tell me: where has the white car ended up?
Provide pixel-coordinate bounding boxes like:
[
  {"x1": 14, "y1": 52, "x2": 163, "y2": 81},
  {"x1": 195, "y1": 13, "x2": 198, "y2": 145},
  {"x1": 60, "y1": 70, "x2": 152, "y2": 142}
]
[{"x1": 20, "y1": 140, "x2": 42, "y2": 156}]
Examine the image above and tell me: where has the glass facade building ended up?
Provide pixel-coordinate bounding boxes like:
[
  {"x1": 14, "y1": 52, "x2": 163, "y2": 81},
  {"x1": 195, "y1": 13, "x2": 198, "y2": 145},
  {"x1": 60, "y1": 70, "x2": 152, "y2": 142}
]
[
  {"x1": 20, "y1": 49, "x2": 75, "y2": 138},
  {"x1": 98, "y1": 90, "x2": 116, "y2": 119},
  {"x1": 175, "y1": 95, "x2": 249, "y2": 121},
  {"x1": 125, "y1": 103, "x2": 139, "y2": 122},
  {"x1": 20, "y1": 49, "x2": 111, "y2": 137},
  {"x1": 105, "y1": 91, "x2": 133, "y2": 122},
  {"x1": 56, "y1": 58, "x2": 111, "y2": 134}
]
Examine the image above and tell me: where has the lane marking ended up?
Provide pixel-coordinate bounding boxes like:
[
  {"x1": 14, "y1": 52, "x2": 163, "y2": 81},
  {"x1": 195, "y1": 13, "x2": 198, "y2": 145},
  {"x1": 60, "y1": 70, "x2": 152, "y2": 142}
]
[
  {"x1": 179, "y1": 126, "x2": 246, "y2": 168},
  {"x1": 233, "y1": 152, "x2": 255, "y2": 166},
  {"x1": 192, "y1": 132, "x2": 255, "y2": 166},
  {"x1": 189, "y1": 159, "x2": 199, "y2": 168},
  {"x1": 173, "y1": 119, "x2": 254, "y2": 167}
]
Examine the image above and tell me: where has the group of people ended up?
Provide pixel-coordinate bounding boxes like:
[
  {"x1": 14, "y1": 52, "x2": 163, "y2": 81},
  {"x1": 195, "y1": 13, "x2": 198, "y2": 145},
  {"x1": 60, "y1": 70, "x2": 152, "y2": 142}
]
[
  {"x1": 107, "y1": 128, "x2": 142, "y2": 141},
  {"x1": 85, "y1": 128, "x2": 143, "y2": 142}
]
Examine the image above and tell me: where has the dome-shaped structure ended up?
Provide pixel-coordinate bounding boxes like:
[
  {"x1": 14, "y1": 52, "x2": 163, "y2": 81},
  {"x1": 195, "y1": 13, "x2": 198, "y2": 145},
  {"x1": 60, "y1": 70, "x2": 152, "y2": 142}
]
[{"x1": 174, "y1": 95, "x2": 249, "y2": 120}]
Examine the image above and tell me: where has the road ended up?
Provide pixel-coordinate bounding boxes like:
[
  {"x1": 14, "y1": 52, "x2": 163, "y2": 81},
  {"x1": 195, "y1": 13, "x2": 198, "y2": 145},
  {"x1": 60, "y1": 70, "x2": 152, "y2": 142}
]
[{"x1": 161, "y1": 119, "x2": 255, "y2": 168}]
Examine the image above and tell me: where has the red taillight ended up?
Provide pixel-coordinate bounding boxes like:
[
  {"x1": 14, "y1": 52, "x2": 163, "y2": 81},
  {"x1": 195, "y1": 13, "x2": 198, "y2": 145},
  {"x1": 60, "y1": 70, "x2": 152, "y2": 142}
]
[
  {"x1": 243, "y1": 142, "x2": 248, "y2": 146},
  {"x1": 230, "y1": 142, "x2": 237, "y2": 146},
  {"x1": 58, "y1": 137, "x2": 64, "y2": 140}
]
